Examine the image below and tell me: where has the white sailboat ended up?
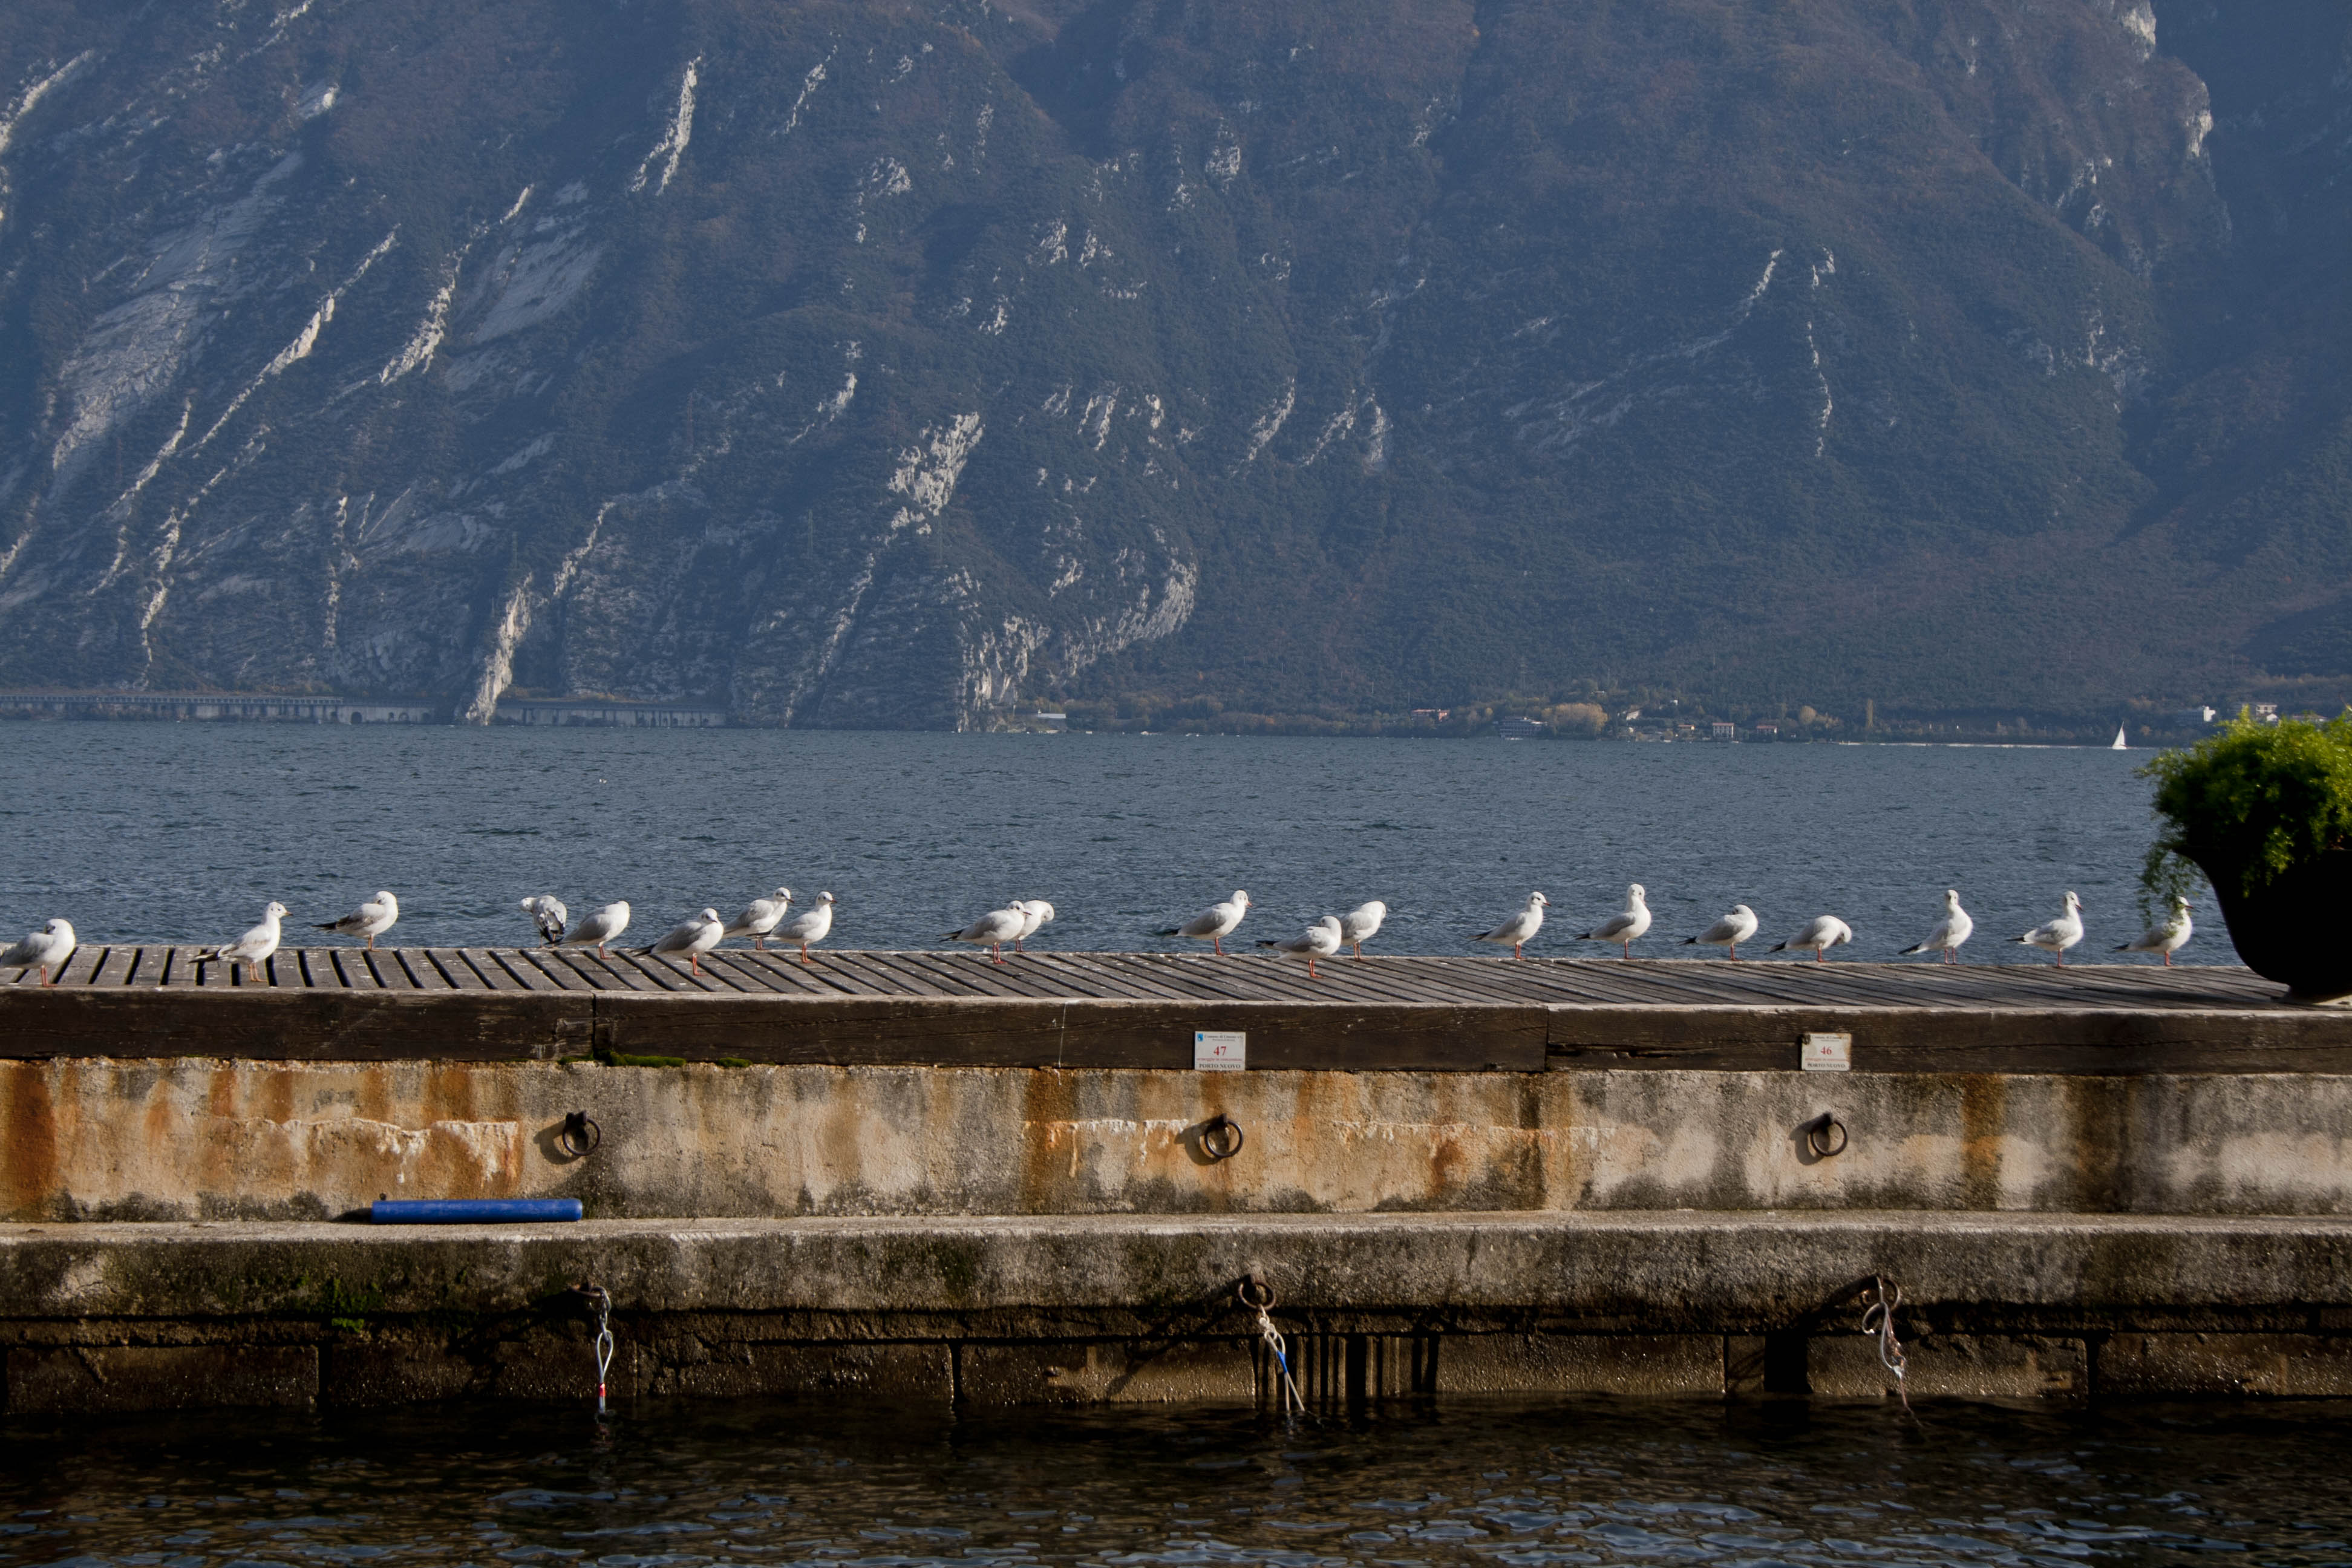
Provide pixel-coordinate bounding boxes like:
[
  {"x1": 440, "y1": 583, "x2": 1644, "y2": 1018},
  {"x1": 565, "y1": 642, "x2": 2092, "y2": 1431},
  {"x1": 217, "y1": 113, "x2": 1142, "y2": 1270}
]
[{"x1": 2111, "y1": 723, "x2": 2128, "y2": 750}]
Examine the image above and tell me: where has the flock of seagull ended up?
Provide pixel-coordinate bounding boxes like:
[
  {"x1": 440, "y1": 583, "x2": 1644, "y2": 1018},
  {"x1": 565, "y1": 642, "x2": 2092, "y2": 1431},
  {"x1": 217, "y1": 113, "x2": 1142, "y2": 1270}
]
[{"x1": 1, "y1": 880, "x2": 2199, "y2": 987}]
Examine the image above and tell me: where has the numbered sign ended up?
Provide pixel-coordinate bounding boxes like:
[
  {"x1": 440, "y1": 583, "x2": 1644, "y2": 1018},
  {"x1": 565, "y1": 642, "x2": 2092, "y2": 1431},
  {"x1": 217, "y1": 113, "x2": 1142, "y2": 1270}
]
[
  {"x1": 1801, "y1": 1031, "x2": 1852, "y2": 1072},
  {"x1": 1195, "y1": 1030, "x2": 1246, "y2": 1072}
]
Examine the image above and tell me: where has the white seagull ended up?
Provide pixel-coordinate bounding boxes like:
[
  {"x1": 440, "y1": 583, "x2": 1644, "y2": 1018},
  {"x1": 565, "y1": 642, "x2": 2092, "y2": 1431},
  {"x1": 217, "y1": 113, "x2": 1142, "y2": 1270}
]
[
  {"x1": 648, "y1": 907, "x2": 725, "y2": 976},
  {"x1": 1258, "y1": 915, "x2": 1344, "y2": 979},
  {"x1": 1160, "y1": 891, "x2": 1250, "y2": 955},
  {"x1": 200, "y1": 901, "x2": 288, "y2": 982},
  {"x1": 1472, "y1": 892, "x2": 1547, "y2": 960},
  {"x1": 1770, "y1": 915, "x2": 1855, "y2": 963},
  {"x1": 1685, "y1": 904, "x2": 1761, "y2": 960},
  {"x1": 1339, "y1": 901, "x2": 1388, "y2": 958},
  {"x1": 1, "y1": 919, "x2": 76, "y2": 986},
  {"x1": 946, "y1": 903, "x2": 1028, "y2": 964},
  {"x1": 722, "y1": 887, "x2": 794, "y2": 950},
  {"x1": 2014, "y1": 890, "x2": 2086, "y2": 967},
  {"x1": 1578, "y1": 884, "x2": 1653, "y2": 960},
  {"x1": 315, "y1": 890, "x2": 399, "y2": 949},
  {"x1": 1013, "y1": 899, "x2": 1056, "y2": 953},
  {"x1": 2117, "y1": 896, "x2": 2194, "y2": 966},
  {"x1": 521, "y1": 896, "x2": 569, "y2": 946},
  {"x1": 562, "y1": 901, "x2": 632, "y2": 959},
  {"x1": 776, "y1": 890, "x2": 837, "y2": 963},
  {"x1": 1900, "y1": 889, "x2": 1974, "y2": 965}
]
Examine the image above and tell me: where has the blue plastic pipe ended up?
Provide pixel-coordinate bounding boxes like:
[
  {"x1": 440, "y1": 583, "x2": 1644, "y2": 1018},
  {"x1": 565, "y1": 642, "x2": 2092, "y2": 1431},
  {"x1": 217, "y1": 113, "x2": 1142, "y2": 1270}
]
[{"x1": 370, "y1": 1198, "x2": 583, "y2": 1224}]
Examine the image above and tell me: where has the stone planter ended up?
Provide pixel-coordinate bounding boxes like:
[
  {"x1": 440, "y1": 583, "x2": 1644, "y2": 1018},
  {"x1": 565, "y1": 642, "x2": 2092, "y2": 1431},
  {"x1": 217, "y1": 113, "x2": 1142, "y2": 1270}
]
[{"x1": 2200, "y1": 848, "x2": 2352, "y2": 1004}]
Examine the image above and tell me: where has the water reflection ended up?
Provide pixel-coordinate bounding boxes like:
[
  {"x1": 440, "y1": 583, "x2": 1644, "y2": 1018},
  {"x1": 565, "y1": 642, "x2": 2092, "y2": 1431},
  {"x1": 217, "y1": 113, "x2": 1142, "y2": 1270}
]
[{"x1": 5, "y1": 1399, "x2": 2346, "y2": 1567}]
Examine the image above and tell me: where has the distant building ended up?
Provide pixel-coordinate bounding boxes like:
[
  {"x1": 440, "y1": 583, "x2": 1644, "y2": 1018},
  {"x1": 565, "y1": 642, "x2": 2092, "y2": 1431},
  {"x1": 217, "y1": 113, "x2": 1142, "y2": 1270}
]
[
  {"x1": 1711, "y1": 720, "x2": 1737, "y2": 740},
  {"x1": 1025, "y1": 710, "x2": 1068, "y2": 731},
  {"x1": 2252, "y1": 702, "x2": 2280, "y2": 723},
  {"x1": 1495, "y1": 716, "x2": 1547, "y2": 738},
  {"x1": 494, "y1": 697, "x2": 728, "y2": 727},
  {"x1": 1751, "y1": 722, "x2": 1779, "y2": 739},
  {"x1": 0, "y1": 690, "x2": 439, "y2": 722},
  {"x1": 2167, "y1": 705, "x2": 2216, "y2": 728},
  {"x1": 1413, "y1": 707, "x2": 1451, "y2": 721}
]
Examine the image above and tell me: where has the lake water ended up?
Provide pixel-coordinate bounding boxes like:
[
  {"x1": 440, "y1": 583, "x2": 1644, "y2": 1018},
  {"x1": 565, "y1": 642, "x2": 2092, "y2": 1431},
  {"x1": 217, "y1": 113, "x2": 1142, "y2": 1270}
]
[
  {"x1": 0, "y1": 726, "x2": 2211, "y2": 962},
  {"x1": 6, "y1": 1396, "x2": 2347, "y2": 1566}
]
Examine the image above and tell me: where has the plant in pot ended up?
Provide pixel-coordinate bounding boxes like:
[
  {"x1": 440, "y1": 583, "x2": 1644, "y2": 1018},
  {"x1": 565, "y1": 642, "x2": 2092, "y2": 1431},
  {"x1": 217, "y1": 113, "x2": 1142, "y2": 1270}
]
[{"x1": 2140, "y1": 709, "x2": 2352, "y2": 1002}]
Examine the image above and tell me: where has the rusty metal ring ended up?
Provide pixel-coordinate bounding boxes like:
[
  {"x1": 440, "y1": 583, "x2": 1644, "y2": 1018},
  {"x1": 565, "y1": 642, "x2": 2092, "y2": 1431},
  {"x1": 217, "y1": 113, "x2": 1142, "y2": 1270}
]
[
  {"x1": 1200, "y1": 1114, "x2": 1245, "y2": 1162},
  {"x1": 560, "y1": 1111, "x2": 601, "y2": 1158},
  {"x1": 1806, "y1": 1116, "x2": 1847, "y2": 1158},
  {"x1": 1236, "y1": 1275, "x2": 1276, "y2": 1310}
]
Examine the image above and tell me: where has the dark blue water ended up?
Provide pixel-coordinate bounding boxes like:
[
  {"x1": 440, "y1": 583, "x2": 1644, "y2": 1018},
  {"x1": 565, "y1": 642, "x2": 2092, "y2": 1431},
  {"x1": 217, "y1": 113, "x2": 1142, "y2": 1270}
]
[
  {"x1": 0, "y1": 726, "x2": 2209, "y2": 961},
  {"x1": 5, "y1": 1398, "x2": 2347, "y2": 1567}
]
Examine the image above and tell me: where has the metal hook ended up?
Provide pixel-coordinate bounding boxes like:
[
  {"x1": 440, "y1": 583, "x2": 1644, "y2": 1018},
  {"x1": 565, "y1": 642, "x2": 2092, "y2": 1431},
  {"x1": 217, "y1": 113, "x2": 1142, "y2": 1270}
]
[
  {"x1": 1200, "y1": 1113, "x2": 1245, "y2": 1162},
  {"x1": 1805, "y1": 1114, "x2": 1848, "y2": 1158},
  {"x1": 559, "y1": 1111, "x2": 601, "y2": 1158}
]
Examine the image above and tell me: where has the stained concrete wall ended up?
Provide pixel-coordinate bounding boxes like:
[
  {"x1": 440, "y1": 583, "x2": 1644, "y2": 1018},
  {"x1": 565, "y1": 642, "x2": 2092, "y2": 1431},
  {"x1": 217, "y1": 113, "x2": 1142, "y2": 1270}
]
[{"x1": 8, "y1": 1059, "x2": 2352, "y2": 1220}]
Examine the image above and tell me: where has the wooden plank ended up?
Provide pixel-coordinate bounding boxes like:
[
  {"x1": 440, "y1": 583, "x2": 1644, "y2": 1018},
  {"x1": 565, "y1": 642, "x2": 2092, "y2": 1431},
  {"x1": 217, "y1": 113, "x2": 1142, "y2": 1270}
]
[
  {"x1": 394, "y1": 951, "x2": 455, "y2": 992},
  {"x1": 425, "y1": 949, "x2": 489, "y2": 991},
  {"x1": 87, "y1": 947, "x2": 137, "y2": 988},
  {"x1": 0, "y1": 987, "x2": 592, "y2": 1060},
  {"x1": 503, "y1": 949, "x2": 589, "y2": 992},
  {"x1": 724, "y1": 950, "x2": 839, "y2": 996},
  {"x1": 589, "y1": 991, "x2": 1551, "y2": 1071}
]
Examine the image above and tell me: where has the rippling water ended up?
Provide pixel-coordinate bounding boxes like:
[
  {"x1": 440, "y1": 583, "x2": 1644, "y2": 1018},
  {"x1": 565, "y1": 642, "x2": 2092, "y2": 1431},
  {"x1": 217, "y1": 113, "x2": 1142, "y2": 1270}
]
[
  {"x1": 5, "y1": 1398, "x2": 2347, "y2": 1567},
  {"x1": 0, "y1": 725, "x2": 2215, "y2": 961}
]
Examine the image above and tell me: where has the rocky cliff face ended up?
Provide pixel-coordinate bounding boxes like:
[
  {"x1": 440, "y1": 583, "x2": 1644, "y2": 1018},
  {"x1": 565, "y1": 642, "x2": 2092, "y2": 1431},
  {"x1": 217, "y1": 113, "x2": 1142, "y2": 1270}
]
[{"x1": 0, "y1": 0, "x2": 2342, "y2": 724}]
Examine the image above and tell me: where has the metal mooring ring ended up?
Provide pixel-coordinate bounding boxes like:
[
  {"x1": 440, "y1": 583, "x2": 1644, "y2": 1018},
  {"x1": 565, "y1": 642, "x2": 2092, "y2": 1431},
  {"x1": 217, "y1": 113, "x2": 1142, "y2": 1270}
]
[
  {"x1": 560, "y1": 1111, "x2": 602, "y2": 1158},
  {"x1": 1237, "y1": 1273, "x2": 1277, "y2": 1310},
  {"x1": 1200, "y1": 1114, "x2": 1245, "y2": 1162},
  {"x1": 1806, "y1": 1115, "x2": 1848, "y2": 1158}
]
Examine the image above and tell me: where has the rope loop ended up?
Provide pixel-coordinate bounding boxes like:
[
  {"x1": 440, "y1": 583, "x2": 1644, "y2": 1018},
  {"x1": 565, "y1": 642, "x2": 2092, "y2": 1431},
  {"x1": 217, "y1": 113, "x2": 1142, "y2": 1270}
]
[{"x1": 1859, "y1": 1274, "x2": 1913, "y2": 1417}]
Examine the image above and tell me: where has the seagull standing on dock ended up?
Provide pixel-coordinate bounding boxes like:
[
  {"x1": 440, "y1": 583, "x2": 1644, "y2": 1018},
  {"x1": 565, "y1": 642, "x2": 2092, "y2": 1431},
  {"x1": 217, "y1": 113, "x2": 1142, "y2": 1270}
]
[
  {"x1": 1014, "y1": 900, "x2": 1056, "y2": 953},
  {"x1": 1340, "y1": 901, "x2": 1387, "y2": 958},
  {"x1": 1, "y1": 919, "x2": 76, "y2": 985},
  {"x1": 722, "y1": 887, "x2": 794, "y2": 950},
  {"x1": 521, "y1": 896, "x2": 568, "y2": 946},
  {"x1": 1259, "y1": 915, "x2": 1344, "y2": 979},
  {"x1": 2117, "y1": 896, "x2": 2193, "y2": 965},
  {"x1": 1578, "y1": 884, "x2": 1652, "y2": 960},
  {"x1": 1769, "y1": 915, "x2": 1854, "y2": 963},
  {"x1": 1685, "y1": 904, "x2": 1761, "y2": 959},
  {"x1": 199, "y1": 901, "x2": 287, "y2": 982},
  {"x1": 648, "y1": 907, "x2": 725, "y2": 976},
  {"x1": 315, "y1": 891, "x2": 398, "y2": 949},
  {"x1": 1900, "y1": 890, "x2": 1973, "y2": 964},
  {"x1": 946, "y1": 903, "x2": 1028, "y2": 964},
  {"x1": 2014, "y1": 891, "x2": 2086, "y2": 967},
  {"x1": 561, "y1": 901, "x2": 632, "y2": 959},
  {"x1": 775, "y1": 890, "x2": 837, "y2": 963},
  {"x1": 1472, "y1": 892, "x2": 1547, "y2": 960},
  {"x1": 1160, "y1": 891, "x2": 1250, "y2": 955}
]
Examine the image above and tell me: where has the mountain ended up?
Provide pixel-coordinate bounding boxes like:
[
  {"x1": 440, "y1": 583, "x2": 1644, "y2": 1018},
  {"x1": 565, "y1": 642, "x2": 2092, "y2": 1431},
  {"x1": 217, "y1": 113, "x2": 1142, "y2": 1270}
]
[{"x1": 0, "y1": 0, "x2": 2346, "y2": 727}]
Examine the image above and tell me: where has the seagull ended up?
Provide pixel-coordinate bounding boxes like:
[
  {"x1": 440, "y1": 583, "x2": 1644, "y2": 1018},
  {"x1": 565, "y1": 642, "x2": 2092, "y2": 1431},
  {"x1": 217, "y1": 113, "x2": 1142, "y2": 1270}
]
[
  {"x1": 1578, "y1": 884, "x2": 1652, "y2": 959},
  {"x1": 562, "y1": 901, "x2": 632, "y2": 959},
  {"x1": 1472, "y1": 892, "x2": 1547, "y2": 960},
  {"x1": 315, "y1": 890, "x2": 398, "y2": 949},
  {"x1": 520, "y1": 895, "x2": 569, "y2": 946},
  {"x1": 946, "y1": 903, "x2": 1028, "y2": 964},
  {"x1": 1, "y1": 919, "x2": 76, "y2": 986},
  {"x1": 1340, "y1": 901, "x2": 1388, "y2": 958},
  {"x1": 2117, "y1": 896, "x2": 2193, "y2": 966},
  {"x1": 1160, "y1": 891, "x2": 1250, "y2": 955},
  {"x1": 1013, "y1": 899, "x2": 1056, "y2": 953},
  {"x1": 1258, "y1": 915, "x2": 1344, "y2": 979},
  {"x1": 199, "y1": 901, "x2": 288, "y2": 982},
  {"x1": 1770, "y1": 915, "x2": 1855, "y2": 963},
  {"x1": 775, "y1": 890, "x2": 837, "y2": 963},
  {"x1": 647, "y1": 907, "x2": 725, "y2": 976},
  {"x1": 1685, "y1": 904, "x2": 1761, "y2": 959},
  {"x1": 1900, "y1": 889, "x2": 1974, "y2": 965},
  {"x1": 722, "y1": 887, "x2": 794, "y2": 950},
  {"x1": 2014, "y1": 890, "x2": 2086, "y2": 967}
]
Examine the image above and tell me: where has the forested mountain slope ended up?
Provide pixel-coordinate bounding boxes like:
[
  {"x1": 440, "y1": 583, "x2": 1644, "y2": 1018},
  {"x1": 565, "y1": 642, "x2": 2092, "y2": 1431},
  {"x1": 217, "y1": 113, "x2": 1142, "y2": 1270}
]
[{"x1": 0, "y1": 0, "x2": 2344, "y2": 725}]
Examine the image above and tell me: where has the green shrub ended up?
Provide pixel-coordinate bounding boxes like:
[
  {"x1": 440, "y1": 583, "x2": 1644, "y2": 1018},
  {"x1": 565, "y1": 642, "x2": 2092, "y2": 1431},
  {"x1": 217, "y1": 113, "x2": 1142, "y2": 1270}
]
[{"x1": 2138, "y1": 709, "x2": 2352, "y2": 914}]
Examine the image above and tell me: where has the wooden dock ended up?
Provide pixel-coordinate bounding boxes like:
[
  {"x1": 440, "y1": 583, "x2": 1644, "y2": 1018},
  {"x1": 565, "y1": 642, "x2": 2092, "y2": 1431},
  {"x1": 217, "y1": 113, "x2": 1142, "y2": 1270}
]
[{"x1": 4, "y1": 946, "x2": 2347, "y2": 1072}]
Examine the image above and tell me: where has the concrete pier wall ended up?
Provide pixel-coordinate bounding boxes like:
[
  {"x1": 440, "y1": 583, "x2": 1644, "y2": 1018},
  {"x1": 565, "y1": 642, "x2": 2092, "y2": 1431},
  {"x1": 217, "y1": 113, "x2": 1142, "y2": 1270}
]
[{"x1": 8, "y1": 1059, "x2": 2352, "y2": 1222}]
